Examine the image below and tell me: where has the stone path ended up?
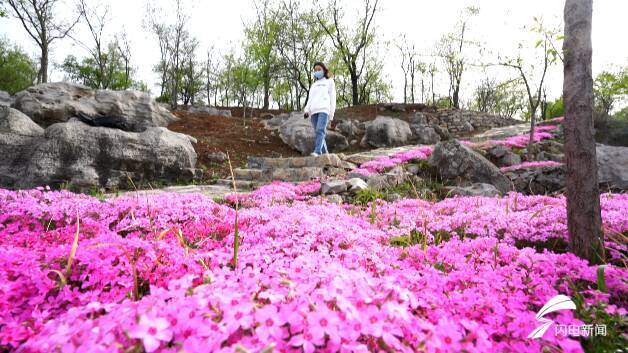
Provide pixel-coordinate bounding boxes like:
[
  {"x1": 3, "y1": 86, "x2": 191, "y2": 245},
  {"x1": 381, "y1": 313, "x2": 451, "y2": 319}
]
[
  {"x1": 106, "y1": 147, "x2": 418, "y2": 199},
  {"x1": 470, "y1": 123, "x2": 529, "y2": 142}
]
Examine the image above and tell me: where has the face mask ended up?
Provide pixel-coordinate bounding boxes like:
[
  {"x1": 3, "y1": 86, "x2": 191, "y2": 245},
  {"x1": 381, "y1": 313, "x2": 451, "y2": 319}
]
[{"x1": 313, "y1": 70, "x2": 324, "y2": 79}]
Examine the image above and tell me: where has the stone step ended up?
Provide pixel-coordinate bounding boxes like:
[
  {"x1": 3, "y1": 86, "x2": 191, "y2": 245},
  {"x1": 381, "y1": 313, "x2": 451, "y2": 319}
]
[
  {"x1": 247, "y1": 154, "x2": 356, "y2": 170},
  {"x1": 105, "y1": 184, "x2": 234, "y2": 199},
  {"x1": 234, "y1": 168, "x2": 265, "y2": 181},
  {"x1": 234, "y1": 166, "x2": 326, "y2": 182},
  {"x1": 214, "y1": 179, "x2": 257, "y2": 190}
]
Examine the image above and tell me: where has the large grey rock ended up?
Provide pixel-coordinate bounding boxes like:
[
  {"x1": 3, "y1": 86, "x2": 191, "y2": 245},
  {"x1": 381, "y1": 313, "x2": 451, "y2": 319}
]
[
  {"x1": 278, "y1": 113, "x2": 348, "y2": 154},
  {"x1": 410, "y1": 124, "x2": 441, "y2": 145},
  {"x1": 596, "y1": 144, "x2": 628, "y2": 189},
  {"x1": 363, "y1": 116, "x2": 412, "y2": 148},
  {"x1": 505, "y1": 166, "x2": 566, "y2": 195},
  {"x1": 501, "y1": 151, "x2": 522, "y2": 166},
  {"x1": 262, "y1": 113, "x2": 290, "y2": 131},
  {"x1": 12, "y1": 82, "x2": 177, "y2": 132},
  {"x1": 188, "y1": 105, "x2": 232, "y2": 117},
  {"x1": 347, "y1": 178, "x2": 368, "y2": 192},
  {"x1": 448, "y1": 183, "x2": 501, "y2": 197},
  {"x1": 335, "y1": 119, "x2": 361, "y2": 138},
  {"x1": 1, "y1": 119, "x2": 198, "y2": 190},
  {"x1": 0, "y1": 107, "x2": 45, "y2": 186},
  {"x1": 321, "y1": 180, "x2": 348, "y2": 195},
  {"x1": 429, "y1": 139, "x2": 513, "y2": 193},
  {"x1": 0, "y1": 90, "x2": 13, "y2": 106},
  {"x1": 0, "y1": 106, "x2": 44, "y2": 137}
]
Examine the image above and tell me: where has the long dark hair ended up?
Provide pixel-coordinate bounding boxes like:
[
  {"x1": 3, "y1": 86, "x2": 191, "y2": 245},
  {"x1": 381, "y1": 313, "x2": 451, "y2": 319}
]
[{"x1": 313, "y1": 61, "x2": 332, "y2": 79}]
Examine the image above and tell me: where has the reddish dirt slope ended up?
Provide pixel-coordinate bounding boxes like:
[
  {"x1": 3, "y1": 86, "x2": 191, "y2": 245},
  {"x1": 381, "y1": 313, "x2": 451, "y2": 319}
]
[{"x1": 168, "y1": 111, "x2": 300, "y2": 181}]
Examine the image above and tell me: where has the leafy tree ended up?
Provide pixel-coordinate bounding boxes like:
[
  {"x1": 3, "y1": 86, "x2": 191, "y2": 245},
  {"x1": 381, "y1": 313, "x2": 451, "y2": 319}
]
[
  {"x1": 593, "y1": 68, "x2": 628, "y2": 117},
  {"x1": 0, "y1": 38, "x2": 37, "y2": 94},
  {"x1": 437, "y1": 6, "x2": 479, "y2": 109},
  {"x1": 245, "y1": 0, "x2": 281, "y2": 109},
  {"x1": 499, "y1": 16, "x2": 561, "y2": 159},
  {"x1": 317, "y1": 0, "x2": 380, "y2": 106},
  {"x1": 60, "y1": 42, "x2": 142, "y2": 90},
  {"x1": 274, "y1": 0, "x2": 328, "y2": 110},
  {"x1": 471, "y1": 77, "x2": 525, "y2": 118},
  {"x1": 543, "y1": 96, "x2": 564, "y2": 119},
  {"x1": 4, "y1": 0, "x2": 80, "y2": 83}
]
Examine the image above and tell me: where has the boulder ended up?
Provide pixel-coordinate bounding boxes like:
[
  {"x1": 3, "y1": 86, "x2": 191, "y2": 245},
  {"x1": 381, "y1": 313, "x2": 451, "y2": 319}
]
[
  {"x1": 321, "y1": 180, "x2": 348, "y2": 195},
  {"x1": 0, "y1": 107, "x2": 45, "y2": 186},
  {"x1": 262, "y1": 113, "x2": 290, "y2": 131},
  {"x1": 410, "y1": 124, "x2": 441, "y2": 145},
  {"x1": 335, "y1": 119, "x2": 361, "y2": 138},
  {"x1": 0, "y1": 90, "x2": 12, "y2": 106},
  {"x1": 278, "y1": 113, "x2": 348, "y2": 154},
  {"x1": 362, "y1": 116, "x2": 412, "y2": 148},
  {"x1": 12, "y1": 82, "x2": 176, "y2": 132},
  {"x1": 325, "y1": 194, "x2": 344, "y2": 204},
  {"x1": 347, "y1": 178, "x2": 368, "y2": 192},
  {"x1": 188, "y1": 105, "x2": 232, "y2": 117},
  {"x1": 432, "y1": 125, "x2": 451, "y2": 140},
  {"x1": 596, "y1": 144, "x2": 628, "y2": 189},
  {"x1": 505, "y1": 166, "x2": 566, "y2": 195},
  {"x1": 0, "y1": 106, "x2": 44, "y2": 137},
  {"x1": 429, "y1": 139, "x2": 513, "y2": 193},
  {"x1": 448, "y1": 183, "x2": 501, "y2": 197},
  {"x1": 1, "y1": 119, "x2": 198, "y2": 190},
  {"x1": 501, "y1": 151, "x2": 522, "y2": 166},
  {"x1": 207, "y1": 151, "x2": 228, "y2": 163}
]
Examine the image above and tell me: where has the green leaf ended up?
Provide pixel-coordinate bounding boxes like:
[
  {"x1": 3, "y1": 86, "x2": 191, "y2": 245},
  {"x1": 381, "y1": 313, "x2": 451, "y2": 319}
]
[{"x1": 597, "y1": 265, "x2": 608, "y2": 293}]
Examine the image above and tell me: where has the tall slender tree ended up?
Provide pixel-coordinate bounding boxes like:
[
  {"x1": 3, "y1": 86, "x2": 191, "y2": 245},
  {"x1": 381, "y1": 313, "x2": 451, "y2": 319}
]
[
  {"x1": 563, "y1": 0, "x2": 603, "y2": 264},
  {"x1": 5, "y1": 0, "x2": 80, "y2": 83},
  {"x1": 317, "y1": 0, "x2": 379, "y2": 106}
]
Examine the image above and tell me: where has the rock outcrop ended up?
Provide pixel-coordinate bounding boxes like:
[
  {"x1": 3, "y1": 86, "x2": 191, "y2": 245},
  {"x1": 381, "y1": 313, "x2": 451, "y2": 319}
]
[
  {"x1": 12, "y1": 82, "x2": 176, "y2": 132},
  {"x1": 0, "y1": 90, "x2": 12, "y2": 106},
  {"x1": 596, "y1": 144, "x2": 628, "y2": 189},
  {"x1": 429, "y1": 139, "x2": 513, "y2": 193},
  {"x1": 188, "y1": 105, "x2": 232, "y2": 118},
  {"x1": 362, "y1": 116, "x2": 413, "y2": 148},
  {"x1": 278, "y1": 113, "x2": 348, "y2": 154},
  {"x1": 1, "y1": 118, "x2": 198, "y2": 190}
]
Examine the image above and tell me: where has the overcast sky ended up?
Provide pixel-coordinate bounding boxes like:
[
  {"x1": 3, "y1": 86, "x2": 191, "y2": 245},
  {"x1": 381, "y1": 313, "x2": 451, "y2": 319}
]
[{"x1": 1, "y1": 0, "x2": 627, "y2": 108}]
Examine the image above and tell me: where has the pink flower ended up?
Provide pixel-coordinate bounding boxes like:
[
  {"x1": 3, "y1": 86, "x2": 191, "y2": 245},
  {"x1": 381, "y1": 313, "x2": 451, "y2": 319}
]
[
  {"x1": 254, "y1": 304, "x2": 287, "y2": 342},
  {"x1": 306, "y1": 305, "x2": 341, "y2": 344},
  {"x1": 127, "y1": 313, "x2": 173, "y2": 352}
]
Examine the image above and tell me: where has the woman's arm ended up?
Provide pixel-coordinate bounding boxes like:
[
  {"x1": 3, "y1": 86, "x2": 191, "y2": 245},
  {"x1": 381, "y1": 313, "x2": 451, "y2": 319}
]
[{"x1": 328, "y1": 79, "x2": 336, "y2": 120}]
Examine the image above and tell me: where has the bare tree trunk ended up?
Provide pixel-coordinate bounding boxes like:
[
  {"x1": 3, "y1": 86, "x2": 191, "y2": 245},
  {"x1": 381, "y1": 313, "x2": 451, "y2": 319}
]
[
  {"x1": 39, "y1": 46, "x2": 49, "y2": 83},
  {"x1": 563, "y1": 0, "x2": 603, "y2": 264}
]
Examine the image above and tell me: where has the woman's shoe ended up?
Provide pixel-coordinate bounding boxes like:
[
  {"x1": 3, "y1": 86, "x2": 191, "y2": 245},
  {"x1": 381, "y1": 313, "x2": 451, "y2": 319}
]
[{"x1": 310, "y1": 152, "x2": 319, "y2": 157}]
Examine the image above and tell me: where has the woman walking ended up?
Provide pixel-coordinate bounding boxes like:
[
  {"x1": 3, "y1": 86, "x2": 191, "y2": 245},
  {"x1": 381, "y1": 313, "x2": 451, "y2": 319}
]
[{"x1": 303, "y1": 62, "x2": 336, "y2": 156}]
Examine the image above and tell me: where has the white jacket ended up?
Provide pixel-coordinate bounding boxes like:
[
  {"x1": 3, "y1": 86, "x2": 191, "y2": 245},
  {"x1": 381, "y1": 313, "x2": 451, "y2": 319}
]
[{"x1": 304, "y1": 77, "x2": 336, "y2": 120}]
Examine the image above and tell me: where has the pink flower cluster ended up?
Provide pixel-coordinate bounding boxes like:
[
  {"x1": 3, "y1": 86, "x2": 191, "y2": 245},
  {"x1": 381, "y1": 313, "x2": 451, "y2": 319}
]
[
  {"x1": 351, "y1": 146, "x2": 433, "y2": 176},
  {"x1": 500, "y1": 161, "x2": 564, "y2": 172},
  {"x1": 475, "y1": 125, "x2": 558, "y2": 150},
  {"x1": 0, "y1": 187, "x2": 626, "y2": 353},
  {"x1": 351, "y1": 124, "x2": 559, "y2": 176},
  {"x1": 225, "y1": 180, "x2": 321, "y2": 207}
]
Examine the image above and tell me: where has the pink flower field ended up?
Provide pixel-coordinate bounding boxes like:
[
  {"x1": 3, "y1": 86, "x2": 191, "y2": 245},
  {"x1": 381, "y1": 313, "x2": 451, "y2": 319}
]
[{"x1": 1, "y1": 185, "x2": 626, "y2": 353}]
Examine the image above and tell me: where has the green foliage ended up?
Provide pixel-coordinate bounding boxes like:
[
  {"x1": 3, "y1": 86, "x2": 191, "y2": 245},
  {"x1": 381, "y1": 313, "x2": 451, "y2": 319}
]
[
  {"x1": 354, "y1": 188, "x2": 384, "y2": 206},
  {"x1": 0, "y1": 37, "x2": 37, "y2": 94},
  {"x1": 471, "y1": 78, "x2": 526, "y2": 118},
  {"x1": 569, "y1": 288, "x2": 628, "y2": 353},
  {"x1": 60, "y1": 43, "x2": 138, "y2": 90},
  {"x1": 594, "y1": 68, "x2": 628, "y2": 116},
  {"x1": 544, "y1": 97, "x2": 564, "y2": 119}
]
